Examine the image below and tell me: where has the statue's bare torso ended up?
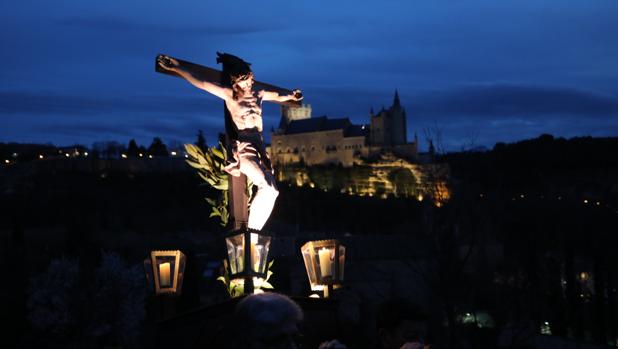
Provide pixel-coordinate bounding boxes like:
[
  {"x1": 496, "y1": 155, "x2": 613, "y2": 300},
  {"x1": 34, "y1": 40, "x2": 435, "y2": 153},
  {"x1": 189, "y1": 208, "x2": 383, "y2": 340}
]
[{"x1": 224, "y1": 90, "x2": 264, "y2": 132}]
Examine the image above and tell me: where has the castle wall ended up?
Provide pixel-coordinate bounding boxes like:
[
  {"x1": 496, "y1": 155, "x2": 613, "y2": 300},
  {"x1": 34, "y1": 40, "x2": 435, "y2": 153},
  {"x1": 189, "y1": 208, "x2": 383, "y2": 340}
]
[
  {"x1": 370, "y1": 113, "x2": 389, "y2": 146},
  {"x1": 271, "y1": 130, "x2": 366, "y2": 167}
]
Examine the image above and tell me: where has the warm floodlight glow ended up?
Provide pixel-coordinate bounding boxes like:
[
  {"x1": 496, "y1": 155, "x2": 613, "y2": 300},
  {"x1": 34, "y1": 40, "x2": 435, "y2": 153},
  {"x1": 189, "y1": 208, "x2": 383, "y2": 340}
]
[{"x1": 121, "y1": 154, "x2": 128, "y2": 159}]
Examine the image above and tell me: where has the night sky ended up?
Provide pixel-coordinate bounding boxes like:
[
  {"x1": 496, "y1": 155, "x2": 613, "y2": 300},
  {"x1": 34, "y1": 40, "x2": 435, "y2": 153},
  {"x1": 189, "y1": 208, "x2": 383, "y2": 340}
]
[{"x1": 2, "y1": 0, "x2": 617, "y2": 151}]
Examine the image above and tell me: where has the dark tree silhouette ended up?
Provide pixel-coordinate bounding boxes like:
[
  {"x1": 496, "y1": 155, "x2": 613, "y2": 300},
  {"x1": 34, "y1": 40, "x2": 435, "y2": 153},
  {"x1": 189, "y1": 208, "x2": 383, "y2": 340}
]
[
  {"x1": 147, "y1": 137, "x2": 168, "y2": 157},
  {"x1": 196, "y1": 130, "x2": 207, "y2": 153},
  {"x1": 127, "y1": 139, "x2": 140, "y2": 157}
]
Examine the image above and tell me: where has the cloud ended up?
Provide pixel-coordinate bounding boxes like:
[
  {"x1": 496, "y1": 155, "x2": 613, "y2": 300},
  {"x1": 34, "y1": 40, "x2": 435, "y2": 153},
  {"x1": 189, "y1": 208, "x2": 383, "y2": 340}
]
[
  {"x1": 410, "y1": 84, "x2": 618, "y2": 120},
  {"x1": 54, "y1": 16, "x2": 284, "y2": 36},
  {"x1": 0, "y1": 90, "x2": 223, "y2": 117},
  {"x1": 29, "y1": 117, "x2": 212, "y2": 141},
  {"x1": 0, "y1": 90, "x2": 227, "y2": 145}
]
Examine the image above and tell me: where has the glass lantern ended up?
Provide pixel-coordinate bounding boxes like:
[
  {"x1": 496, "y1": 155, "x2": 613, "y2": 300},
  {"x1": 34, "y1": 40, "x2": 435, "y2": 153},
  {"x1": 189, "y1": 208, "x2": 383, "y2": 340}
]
[
  {"x1": 144, "y1": 250, "x2": 186, "y2": 296},
  {"x1": 301, "y1": 239, "x2": 346, "y2": 298},
  {"x1": 225, "y1": 228, "x2": 272, "y2": 294}
]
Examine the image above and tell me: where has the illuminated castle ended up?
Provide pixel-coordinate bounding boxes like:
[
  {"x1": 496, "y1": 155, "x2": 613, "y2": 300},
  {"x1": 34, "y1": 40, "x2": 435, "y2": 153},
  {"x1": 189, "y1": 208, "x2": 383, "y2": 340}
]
[{"x1": 270, "y1": 91, "x2": 418, "y2": 167}]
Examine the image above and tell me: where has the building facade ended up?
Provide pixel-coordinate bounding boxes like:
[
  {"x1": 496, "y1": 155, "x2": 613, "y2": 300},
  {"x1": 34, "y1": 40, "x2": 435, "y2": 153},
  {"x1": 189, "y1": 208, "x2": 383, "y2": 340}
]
[{"x1": 270, "y1": 91, "x2": 417, "y2": 167}]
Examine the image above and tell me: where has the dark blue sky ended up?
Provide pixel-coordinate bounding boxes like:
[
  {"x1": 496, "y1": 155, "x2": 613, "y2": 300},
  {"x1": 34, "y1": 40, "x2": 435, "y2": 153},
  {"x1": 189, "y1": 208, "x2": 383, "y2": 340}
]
[{"x1": 2, "y1": 0, "x2": 617, "y2": 151}]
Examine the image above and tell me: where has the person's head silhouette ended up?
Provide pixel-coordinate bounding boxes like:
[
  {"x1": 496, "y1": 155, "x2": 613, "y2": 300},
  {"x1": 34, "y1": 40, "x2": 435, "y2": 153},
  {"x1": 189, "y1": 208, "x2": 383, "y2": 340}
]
[{"x1": 234, "y1": 293, "x2": 304, "y2": 349}]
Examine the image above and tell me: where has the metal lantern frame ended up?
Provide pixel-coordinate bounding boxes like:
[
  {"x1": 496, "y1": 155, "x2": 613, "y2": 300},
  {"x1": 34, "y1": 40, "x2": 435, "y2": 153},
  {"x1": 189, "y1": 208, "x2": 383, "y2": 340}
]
[
  {"x1": 144, "y1": 250, "x2": 186, "y2": 296},
  {"x1": 301, "y1": 239, "x2": 346, "y2": 298},
  {"x1": 225, "y1": 227, "x2": 272, "y2": 295}
]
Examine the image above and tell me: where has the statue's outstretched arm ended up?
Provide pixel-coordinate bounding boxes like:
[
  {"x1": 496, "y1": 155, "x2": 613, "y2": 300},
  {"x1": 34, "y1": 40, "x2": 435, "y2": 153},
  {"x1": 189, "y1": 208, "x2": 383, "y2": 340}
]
[
  {"x1": 158, "y1": 55, "x2": 230, "y2": 100},
  {"x1": 262, "y1": 89, "x2": 303, "y2": 103}
]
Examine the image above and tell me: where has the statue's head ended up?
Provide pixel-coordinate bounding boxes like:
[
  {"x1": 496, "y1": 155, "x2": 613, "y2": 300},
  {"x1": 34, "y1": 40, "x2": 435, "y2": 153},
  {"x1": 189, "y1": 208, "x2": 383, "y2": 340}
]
[
  {"x1": 216, "y1": 52, "x2": 253, "y2": 90},
  {"x1": 231, "y1": 71, "x2": 254, "y2": 92}
]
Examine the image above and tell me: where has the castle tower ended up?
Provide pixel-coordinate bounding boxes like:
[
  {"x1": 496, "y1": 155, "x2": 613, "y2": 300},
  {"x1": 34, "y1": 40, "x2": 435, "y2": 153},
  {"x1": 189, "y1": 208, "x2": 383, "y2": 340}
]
[
  {"x1": 279, "y1": 104, "x2": 312, "y2": 129},
  {"x1": 390, "y1": 90, "x2": 407, "y2": 145},
  {"x1": 370, "y1": 90, "x2": 407, "y2": 147}
]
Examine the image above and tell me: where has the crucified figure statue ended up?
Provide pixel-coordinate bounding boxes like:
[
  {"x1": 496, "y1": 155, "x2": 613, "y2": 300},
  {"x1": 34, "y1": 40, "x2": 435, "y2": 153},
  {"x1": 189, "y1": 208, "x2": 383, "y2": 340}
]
[{"x1": 157, "y1": 53, "x2": 302, "y2": 231}]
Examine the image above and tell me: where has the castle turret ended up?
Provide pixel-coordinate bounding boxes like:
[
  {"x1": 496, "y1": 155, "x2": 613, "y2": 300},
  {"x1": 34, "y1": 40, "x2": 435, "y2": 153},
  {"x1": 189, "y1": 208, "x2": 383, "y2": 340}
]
[
  {"x1": 278, "y1": 104, "x2": 312, "y2": 130},
  {"x1": 393, "y1": 89, "x2": 401, "y2": 108}
]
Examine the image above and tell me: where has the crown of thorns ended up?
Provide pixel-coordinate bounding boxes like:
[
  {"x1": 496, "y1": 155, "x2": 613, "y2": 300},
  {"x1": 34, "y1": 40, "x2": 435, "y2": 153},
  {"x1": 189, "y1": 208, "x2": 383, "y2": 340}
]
[{"x1": 231, "y1": 72, "x2": 254, "y2": 84}]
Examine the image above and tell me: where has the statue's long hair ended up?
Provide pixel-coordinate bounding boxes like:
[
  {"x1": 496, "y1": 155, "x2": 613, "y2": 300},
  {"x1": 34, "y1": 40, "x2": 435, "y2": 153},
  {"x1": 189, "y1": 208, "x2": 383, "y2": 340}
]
[{"x1": 216, "y1": 52, "x2": 253, "y2": 101}]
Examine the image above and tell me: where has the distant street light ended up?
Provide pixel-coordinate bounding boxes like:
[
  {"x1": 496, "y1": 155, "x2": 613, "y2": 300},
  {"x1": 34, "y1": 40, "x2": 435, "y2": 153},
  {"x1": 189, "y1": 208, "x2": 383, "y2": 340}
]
[
  {"x1": 301, "y1": 239, "x2": 346, "y2": 298},
  {"x1": 225, "y1": 228, "x2": 272, "y2": 295},
  {"x1": 144, "y1": 250, "x2": 186, "y2": 296}
]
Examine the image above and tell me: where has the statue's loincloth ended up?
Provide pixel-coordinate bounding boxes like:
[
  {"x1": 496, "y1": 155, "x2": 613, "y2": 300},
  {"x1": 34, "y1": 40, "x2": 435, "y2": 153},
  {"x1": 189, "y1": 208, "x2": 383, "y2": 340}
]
[{"x1": 224, "y1": 129, "x2": 269, "y2": 177}]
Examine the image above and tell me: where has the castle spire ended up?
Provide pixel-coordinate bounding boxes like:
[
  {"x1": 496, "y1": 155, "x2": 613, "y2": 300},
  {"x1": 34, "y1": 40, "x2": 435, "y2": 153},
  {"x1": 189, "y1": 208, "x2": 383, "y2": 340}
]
[{"x1": 393, "y1": 89, "x2": 401, "y2": 107}]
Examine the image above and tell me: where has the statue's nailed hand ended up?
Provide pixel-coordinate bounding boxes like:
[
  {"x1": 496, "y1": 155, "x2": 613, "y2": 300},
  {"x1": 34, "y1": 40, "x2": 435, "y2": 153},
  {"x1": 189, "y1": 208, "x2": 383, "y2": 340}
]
[
  {"x1": 292, "y1": 89, "x2": 303, "y2": 101},
  {"x1": 157, "y1": 55, "x2": 179, "y2": 71}
]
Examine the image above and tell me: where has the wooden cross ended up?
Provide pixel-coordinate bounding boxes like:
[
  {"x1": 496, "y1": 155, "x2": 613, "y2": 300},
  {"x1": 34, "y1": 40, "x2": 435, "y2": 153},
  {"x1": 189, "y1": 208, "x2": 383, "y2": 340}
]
[{"x1": 155, "y1": 53, "x2": 300, "y2": 230}]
